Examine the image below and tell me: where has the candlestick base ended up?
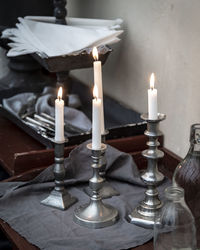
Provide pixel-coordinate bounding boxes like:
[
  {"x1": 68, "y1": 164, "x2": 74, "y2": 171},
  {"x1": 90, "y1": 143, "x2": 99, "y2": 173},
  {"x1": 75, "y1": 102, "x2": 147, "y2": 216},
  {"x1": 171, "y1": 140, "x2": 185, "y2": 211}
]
[
  {"x1": 41, "y1": 189, "x2": 77, "y2": 210},
  {"x1": 127, "y1": 207, "x2": 158, "y2": 229},
  {"x1": 74, "y1": 198, "x2": 118, "y2": 229},
  {"x1": 84, "y1": 181, "x2": 120, "y2": 199}
]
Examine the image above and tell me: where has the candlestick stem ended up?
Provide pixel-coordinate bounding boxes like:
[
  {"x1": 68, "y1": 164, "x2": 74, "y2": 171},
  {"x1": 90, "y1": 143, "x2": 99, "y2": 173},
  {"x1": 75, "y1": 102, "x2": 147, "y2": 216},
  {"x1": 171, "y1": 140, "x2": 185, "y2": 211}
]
[
  {"x1": 74, "y1": 143, "x2": 118, "y2": 228},
  {"x1": 127, "y1": 113, "x2": 165, "y2": 228},
  {"x1": 84, "y1": 130, "x2": 120, "y2": 199}
]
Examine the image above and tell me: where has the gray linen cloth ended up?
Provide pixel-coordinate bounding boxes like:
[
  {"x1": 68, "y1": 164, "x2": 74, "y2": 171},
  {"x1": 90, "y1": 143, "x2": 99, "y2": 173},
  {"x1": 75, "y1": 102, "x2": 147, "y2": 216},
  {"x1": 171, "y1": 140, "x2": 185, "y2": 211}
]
[
  {"x1": 2, "y1": 87, "x2": 91, "y2": 132},
  {"x1": 0, "y1": 141, "x2": 170, "y2": 250}
]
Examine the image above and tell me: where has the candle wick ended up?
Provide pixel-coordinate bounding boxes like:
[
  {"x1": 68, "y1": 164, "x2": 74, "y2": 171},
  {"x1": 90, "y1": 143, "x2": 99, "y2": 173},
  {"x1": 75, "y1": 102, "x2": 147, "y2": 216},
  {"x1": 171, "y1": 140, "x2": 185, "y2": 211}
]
[
  {"x1": 150, "y1": 86, "x2": 154, "y2": 91},
  {"x1": 58, "y1": 96, "x2": 61, "y2": 101}
]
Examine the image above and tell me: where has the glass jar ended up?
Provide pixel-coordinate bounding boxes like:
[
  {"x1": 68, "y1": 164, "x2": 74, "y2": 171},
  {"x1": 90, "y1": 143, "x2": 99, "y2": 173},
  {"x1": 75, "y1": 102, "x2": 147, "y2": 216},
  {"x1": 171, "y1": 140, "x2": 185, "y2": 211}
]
[
  {"x1": 173, "y1": 123, "x2": 200, "y2": 248},
  {"x1": 154, "y1": 186, "x2": 196, "y2": 250}
]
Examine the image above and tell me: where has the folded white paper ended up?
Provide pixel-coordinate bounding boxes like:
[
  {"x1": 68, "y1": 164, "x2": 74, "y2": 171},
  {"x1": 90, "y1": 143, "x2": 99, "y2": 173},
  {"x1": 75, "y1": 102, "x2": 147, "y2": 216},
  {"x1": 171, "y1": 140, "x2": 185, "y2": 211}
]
[
  {"x1": 2, "y1": 16, "x2": 123, "y2": 58},
  {"x1": 25, "y1": 16, "x2": 123, "y2": 30}
]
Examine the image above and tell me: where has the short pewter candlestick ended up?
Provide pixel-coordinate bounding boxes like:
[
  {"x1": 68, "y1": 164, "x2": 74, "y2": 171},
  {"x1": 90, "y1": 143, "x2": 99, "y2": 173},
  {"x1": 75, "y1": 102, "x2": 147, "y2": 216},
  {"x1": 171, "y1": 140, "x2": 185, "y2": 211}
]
[
  {"x1": 128, "y1": 113, "x2": 166, "y2": 228},
  {"x1": 84, "y1": 130, "x2": 120, "y2": 199},
  {"x1": 41, "y1": 140, "x2": 77, "y2": 210},
  {"x1": 74, "y1": 143, "x2": 119, "y2": 228}
]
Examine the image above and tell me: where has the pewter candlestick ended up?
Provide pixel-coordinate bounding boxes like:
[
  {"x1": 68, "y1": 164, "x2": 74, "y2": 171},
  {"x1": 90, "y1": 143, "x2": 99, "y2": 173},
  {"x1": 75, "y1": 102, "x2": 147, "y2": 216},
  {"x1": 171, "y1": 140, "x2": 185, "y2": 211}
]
[
  {"x1": 41, "y1": 140, "x2": 77, "y2": 210},
  {"x1": 84, "y1": 130, "x2": 120, "y2": 199},
  {"x1": 128, "y1": 113, "x2": 165, "y2": 228},
  {"x1": 74, "y1": 143, "x2": 119, "y2": 229}
]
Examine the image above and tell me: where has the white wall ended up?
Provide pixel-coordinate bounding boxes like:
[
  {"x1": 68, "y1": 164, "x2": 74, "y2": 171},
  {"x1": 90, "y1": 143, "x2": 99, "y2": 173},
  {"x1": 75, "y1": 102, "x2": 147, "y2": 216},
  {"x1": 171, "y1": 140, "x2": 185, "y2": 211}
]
[{"x1": 67, "y1": 0, "x2": 200, "y2": 158}]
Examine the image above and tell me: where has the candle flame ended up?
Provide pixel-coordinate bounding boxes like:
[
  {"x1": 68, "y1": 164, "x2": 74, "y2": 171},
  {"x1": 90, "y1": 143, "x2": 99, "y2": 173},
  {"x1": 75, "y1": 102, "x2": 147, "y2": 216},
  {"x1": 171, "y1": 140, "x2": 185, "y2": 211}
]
[
  {"x1": 92, "y1": 46, "x2": 99, "y2": 61},
  {"x1": 57, "y1": 87, "x2": 63, "y2": 100},
  {"x1": 150, "y1": 73, "x2": 155, "y2": 89},
  {"x1": 93, "y1": 84, "x2": 98, "y2": 99}
]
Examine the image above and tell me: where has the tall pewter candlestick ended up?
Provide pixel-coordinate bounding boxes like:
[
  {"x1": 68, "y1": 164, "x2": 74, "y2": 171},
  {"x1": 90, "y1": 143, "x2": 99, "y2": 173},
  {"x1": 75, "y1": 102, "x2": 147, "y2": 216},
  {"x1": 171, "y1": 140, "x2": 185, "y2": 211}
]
[
  {"x1": 84, "y1": 130, "x2": 120, "y2": 199},
  {"x1": 128, "y1": 113, "x2": 166, "y2": 228},
  {"x1": 41, "y1": 140, "x2": 77, "y2": 210},
  {"x1": 74, "y1": 143, "x2": 119, "y2": 228}
]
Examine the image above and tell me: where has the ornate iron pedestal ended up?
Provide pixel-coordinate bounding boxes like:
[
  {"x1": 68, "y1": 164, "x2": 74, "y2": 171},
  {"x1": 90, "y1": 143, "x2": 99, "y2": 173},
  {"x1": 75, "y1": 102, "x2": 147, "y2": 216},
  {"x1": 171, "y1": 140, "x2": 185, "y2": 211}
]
[
  {"x1": 41, "y1": 140, "x2": 77, "y2": 210},
  {"x1": 74, "y1": 143, "x2": 119, "y2": 229},
  {"x1": 54, "y1": 0, "x2": 67, "y2": 25},
  {"x1": 128, "y1": 113, "x2": 166, "y2": 228}
]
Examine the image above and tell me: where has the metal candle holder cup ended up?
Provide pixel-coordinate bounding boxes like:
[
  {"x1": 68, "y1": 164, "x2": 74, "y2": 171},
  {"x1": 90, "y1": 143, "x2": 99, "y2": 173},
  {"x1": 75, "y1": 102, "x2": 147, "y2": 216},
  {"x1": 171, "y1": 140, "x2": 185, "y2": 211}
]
[
  {"x1": 128, "y1": 113, "x2": 166, "y2": 228},
  {"x1": 74, "y1": 143, "x2": 119, "y2": 229},
  {"x1": 41, "y1": 140, "x2": 77, "y2": 210},
  {"x1": 84, "y1": 130, "x2": 120, "y2": 199}
]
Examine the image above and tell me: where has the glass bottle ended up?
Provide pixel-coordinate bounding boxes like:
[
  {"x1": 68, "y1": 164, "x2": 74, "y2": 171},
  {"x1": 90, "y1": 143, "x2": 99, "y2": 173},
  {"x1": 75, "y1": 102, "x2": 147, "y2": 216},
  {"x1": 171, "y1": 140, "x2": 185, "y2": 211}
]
[
  {"x1": 173, "y1": 123, "x2": 200, "y2": 249},
  {"x1": 154, "y1": 186, "x2": 196, "y2": 250}
]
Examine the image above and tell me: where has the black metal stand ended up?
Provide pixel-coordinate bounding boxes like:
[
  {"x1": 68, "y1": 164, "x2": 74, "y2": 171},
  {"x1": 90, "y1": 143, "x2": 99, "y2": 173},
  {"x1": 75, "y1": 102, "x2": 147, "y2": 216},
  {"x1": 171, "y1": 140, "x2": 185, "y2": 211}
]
[{"x1": 54, "y1": 0, "x2": 67, "y2": 25}]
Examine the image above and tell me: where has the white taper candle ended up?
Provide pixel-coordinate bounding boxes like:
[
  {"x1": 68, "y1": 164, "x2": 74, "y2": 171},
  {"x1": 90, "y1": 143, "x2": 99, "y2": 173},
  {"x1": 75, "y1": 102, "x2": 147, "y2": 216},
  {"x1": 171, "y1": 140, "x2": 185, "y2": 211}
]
[
  {"x1": 148, "y1": 73, "x2": 158, "y2": 120},
  {"x1": 93, "y1": 47, "x2": 105, "y2": 134},
  {"x1": 55, "y1": 87, "x2": 65, "y2": 142},
  {"x1": 92, "y1": 84, "x2": 102, "y2": 150}
]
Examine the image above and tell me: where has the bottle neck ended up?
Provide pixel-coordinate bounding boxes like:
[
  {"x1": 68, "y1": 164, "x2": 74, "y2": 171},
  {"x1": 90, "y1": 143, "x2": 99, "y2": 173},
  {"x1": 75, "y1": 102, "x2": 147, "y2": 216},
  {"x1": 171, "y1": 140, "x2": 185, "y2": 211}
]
[
  {"x1": 165, "y1": 186, "x2": 184, "y2": 202},
  {"x1": 189, "y1": 124, "x2": 200, "y2": 154},
  {"x1": 188, "y1": 142, "x2": 200, "y2": 156}
]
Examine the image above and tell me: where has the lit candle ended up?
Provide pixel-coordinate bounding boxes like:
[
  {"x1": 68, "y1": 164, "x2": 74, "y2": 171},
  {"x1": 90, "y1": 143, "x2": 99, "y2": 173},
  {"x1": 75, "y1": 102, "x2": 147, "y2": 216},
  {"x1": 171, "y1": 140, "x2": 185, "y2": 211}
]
[
  {"x1": 93, "y1": 47, "x2": 105, "y2": 134},
  {"x1": 55, "y1": 87, "x2": 65, "y2": 142},
  {"x1": 92, "y1": 84, "x2": 102, "y2": 150},
  {"x1": 148, "y1": 73, "x2": 158, "y2": 120}
]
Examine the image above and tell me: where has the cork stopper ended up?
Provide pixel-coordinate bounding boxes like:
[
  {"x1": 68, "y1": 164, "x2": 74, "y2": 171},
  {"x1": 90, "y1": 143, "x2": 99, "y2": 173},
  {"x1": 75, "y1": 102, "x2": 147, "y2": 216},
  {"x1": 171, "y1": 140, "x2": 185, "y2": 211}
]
[{"x1": 190, "y1": 124, "x2": 200, "y2": 144}]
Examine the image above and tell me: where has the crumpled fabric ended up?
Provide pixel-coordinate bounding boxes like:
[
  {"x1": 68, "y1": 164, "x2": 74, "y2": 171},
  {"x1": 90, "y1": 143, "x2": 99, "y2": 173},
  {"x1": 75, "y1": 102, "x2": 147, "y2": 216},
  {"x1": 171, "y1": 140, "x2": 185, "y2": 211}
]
[
  {"x1": 2, "y1": 86, "x2": 92, "y2": 132},
  {"x1": 0, "y1": 141, "x2": 170, "y2": 250}
]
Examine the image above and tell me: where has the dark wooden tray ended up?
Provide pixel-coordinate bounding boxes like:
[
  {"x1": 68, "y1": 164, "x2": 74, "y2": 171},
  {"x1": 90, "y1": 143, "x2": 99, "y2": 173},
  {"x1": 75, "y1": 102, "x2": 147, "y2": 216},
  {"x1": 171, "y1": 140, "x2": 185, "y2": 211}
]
[
  {"x1": 0, "y1": 105, "x2": 146, "y2": 149},
  {"x1": 0, "y1": 77, "x2": 146, "y2": 149}
]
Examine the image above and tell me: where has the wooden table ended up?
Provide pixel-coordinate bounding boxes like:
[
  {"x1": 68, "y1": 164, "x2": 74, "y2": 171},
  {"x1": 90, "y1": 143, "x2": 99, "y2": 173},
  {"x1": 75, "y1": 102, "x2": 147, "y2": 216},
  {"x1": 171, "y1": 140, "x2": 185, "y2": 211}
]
[
  {"x1": 0, "y1": 115, "x2": 181, "y2": 250},
  {"x1": 0, "y1": 115, "x2": 45, "y2": 176},
  {"x1": 0, "y1": 113, "x2": 147, "y2": 177}
]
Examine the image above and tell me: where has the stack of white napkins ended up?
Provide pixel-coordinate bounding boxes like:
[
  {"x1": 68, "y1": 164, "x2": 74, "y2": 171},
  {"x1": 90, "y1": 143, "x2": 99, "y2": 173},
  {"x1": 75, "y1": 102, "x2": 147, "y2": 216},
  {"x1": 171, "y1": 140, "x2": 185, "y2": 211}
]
[{"x1": 2, "y1": 16, "x2": 123, "y2": 58}]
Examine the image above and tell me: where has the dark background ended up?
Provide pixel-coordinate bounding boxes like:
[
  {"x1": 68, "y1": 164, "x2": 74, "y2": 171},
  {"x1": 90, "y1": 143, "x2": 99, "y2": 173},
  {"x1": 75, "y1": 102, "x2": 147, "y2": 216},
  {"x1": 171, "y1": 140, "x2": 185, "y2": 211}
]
[{"x1": 0, "y1": 0, "x2": 54, "y2": 28}]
